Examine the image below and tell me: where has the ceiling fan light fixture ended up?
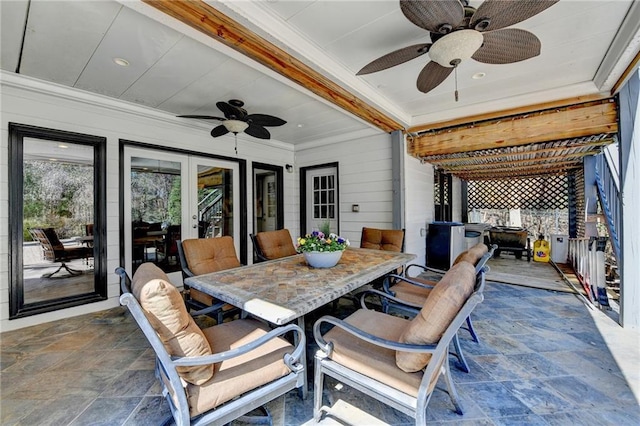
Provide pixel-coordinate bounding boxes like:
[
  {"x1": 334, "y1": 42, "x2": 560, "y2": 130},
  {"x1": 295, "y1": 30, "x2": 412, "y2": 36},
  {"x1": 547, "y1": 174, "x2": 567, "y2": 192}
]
[
  {"x1": 428, "y1": 29, "x2": 483, "y2": 67},
  {"x1": 223, "y1": 119, "x2": 249, "y2": 134}
]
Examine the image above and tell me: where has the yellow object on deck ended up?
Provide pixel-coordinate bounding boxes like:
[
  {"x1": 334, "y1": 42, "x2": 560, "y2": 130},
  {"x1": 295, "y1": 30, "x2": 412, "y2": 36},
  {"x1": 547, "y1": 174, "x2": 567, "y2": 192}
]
[{"x1": 533, "y1": 238, "x2": 550, "y2": 262}]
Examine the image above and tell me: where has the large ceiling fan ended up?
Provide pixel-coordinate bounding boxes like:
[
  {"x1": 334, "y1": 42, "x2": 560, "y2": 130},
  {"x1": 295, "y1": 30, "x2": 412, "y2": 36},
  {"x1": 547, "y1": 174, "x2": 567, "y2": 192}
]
[
  {"x1": 357, "y1": 0, "x2": 558, "y2": 100},
  {"x1": 178, "y1": 99, "x2": 286, "y2": 140}
]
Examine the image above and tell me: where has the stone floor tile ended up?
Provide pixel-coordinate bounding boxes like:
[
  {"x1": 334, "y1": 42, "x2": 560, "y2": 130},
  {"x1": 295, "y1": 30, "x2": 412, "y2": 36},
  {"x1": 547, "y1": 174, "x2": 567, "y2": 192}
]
[
  {"x1": 69, "y1": 397, "x2": 141, "y2": 426},
  {"x1": 100, "y1": 369, "x2": 158, "y2": 398},
  {"x1": 123, "y1": 396, "x2": 172, "y2": 425},
  {"x1": 16, "y1": 396, "x2": 94, "y2": 425},
  {"x1": 501, "y1": 379, "x2": 573, "y2": 414},
  {"x1": 460, "y1": 382, "x2": 534, "y2": 418},
  {"x1": 505, "y1": 352, "x2": 570, "y2": 379}
]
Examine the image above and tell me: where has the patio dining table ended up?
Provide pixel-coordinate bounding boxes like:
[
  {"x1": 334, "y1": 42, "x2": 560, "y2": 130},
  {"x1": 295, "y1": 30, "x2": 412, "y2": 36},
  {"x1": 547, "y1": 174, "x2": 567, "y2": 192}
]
[{"x1": 184, "y1": 246, "x2": 416, "y2": 397}]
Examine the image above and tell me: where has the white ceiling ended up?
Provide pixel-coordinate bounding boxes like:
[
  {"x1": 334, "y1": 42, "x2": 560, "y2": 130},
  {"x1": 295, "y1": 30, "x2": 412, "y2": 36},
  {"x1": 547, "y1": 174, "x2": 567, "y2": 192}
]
[{"x1": 2, "y1": 0, "x2": 639, "y2": 147}]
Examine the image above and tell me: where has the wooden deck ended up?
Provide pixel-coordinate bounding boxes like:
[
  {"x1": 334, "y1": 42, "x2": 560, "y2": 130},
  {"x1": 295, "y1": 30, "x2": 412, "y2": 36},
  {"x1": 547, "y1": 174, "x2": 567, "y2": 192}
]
[{"x1": 485, "y1": 254, "x2": 581, "y2": 294}]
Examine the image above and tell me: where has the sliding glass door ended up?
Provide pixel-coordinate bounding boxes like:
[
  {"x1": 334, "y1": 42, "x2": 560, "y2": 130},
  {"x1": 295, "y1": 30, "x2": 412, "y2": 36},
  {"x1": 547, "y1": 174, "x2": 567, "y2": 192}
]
[{"x1": 123, "y1": 147, "x2": 240, "y2": 283}]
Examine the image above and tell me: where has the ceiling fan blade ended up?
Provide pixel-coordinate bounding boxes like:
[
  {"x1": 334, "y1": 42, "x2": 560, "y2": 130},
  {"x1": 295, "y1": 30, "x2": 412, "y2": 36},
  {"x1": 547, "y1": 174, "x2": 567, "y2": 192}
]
[
  {"x1": 470, "y1": 0, "x2": 559, "y2": 32},
  {"x1": 400, "y1": 0, "x2": 464, "y2": 33},
  {"x1": 216, "y1": 101, "x2": 245, "y2": 119},
  {"x1": 210, "y1": 125, "x2": 229, "y2": 138},
  {"x1": 246, "y1": 113, "x2": 286, "y2": 127},
  {"x1": 245, "y1": 124, "x2": 271, "y2": 139},
  {"x1": 177, "y1": 115, "x2": 225, "y2": 120},
  {"x1": 416, "y1": 61, "x2": 454, "y2": 94},
  {"x1": 472, "y1": 29, "x2": 541, "y2": 64},
  {"x1": 357, "y1": 43, "x2": 432, "y2": 75}
]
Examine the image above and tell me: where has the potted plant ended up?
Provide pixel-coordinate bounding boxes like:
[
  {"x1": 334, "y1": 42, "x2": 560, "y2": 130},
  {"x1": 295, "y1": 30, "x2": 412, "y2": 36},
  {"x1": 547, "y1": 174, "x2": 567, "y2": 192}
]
[{"x1": 296, "y1": 231, "x2": 350, "y2": 268}]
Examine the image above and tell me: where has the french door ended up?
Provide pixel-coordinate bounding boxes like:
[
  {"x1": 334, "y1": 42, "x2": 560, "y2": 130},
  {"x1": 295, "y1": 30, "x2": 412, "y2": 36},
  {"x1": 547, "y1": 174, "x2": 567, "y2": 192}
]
[{"x1": 123, "y1": 147, "x2": 240, "y2": 284}]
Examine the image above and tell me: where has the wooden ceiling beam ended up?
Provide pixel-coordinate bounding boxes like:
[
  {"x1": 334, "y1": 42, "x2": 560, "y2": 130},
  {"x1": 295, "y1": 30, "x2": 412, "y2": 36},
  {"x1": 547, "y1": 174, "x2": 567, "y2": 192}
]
[
  {"x1": 143, "y1": 0, "x2": 403, "y2": 133},
  {"x1": 408, "y1": 99, "x2": 618, "y2": 157}
]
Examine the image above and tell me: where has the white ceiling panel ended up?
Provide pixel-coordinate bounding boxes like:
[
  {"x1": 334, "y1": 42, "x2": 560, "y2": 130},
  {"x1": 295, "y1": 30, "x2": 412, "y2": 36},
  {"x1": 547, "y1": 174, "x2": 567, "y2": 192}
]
[
  {"x1": 0, "y1": 0, "x2": 29, "y2": 73},
  {"x1": 286, "y1": 1, "x2": 399, "y2": 48},
  {"x1": 120, "y1": 36, "x2": 231, "y2": 107},
  {"x1": 2, "y1": 0, "x2": 638, "y2": 146},
  {"x1": 20, "y1": 1, "x2": 121, "y2": 86},
  {"x1": 75, "y1": 6, "x2": 182, "y2": 97}
]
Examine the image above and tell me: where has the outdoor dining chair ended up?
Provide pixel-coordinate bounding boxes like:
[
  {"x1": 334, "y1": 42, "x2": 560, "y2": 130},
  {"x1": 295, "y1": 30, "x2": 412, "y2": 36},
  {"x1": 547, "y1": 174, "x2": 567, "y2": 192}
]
[
  {"x1": 28, "y1": 227, "x2": 91, "y2": 278},
  {"x1": 313, "y1": 261, "x2": 486, "y2": 425},
  {"x1": 380, "y1": 243, "x2": 496, "y2": 372},
  {"x1": 116, "y1": 263, "x2": 306, "y2": 426},
  {"x1": 250, "y1": 228, "x2": 297, "y2": 262},
  {"x1": 177, "y1": 236, "x2": 241, "y2": 323}
]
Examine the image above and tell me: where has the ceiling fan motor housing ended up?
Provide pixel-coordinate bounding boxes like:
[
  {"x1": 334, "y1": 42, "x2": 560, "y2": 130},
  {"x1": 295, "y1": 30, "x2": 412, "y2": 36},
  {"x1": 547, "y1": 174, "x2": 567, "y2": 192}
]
[{"x1": 428, "y1": 29, "x2": 484, "y2": 67}]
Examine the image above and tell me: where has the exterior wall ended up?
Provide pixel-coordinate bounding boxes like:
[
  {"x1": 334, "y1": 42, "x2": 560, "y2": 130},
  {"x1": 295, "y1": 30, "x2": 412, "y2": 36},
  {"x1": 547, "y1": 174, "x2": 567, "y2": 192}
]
[
  {"x1": 0, "y1": 74, "x2": 295, "y2": 331},
  {"x1": 619, "y1": 71, "x2": 640, "y2": 329},
  {"x1": 451, "y1": 176, "x2": 463, "y2": 223},
  {"x1": 295, "y1": 133, "x2": 393, "y2": 247},
  {"x1": 295, "y1": 134, "x2": 432, "y2": 265},
  {"x1": 404, "y1": 155, "x2": 434, "y2": 266}
]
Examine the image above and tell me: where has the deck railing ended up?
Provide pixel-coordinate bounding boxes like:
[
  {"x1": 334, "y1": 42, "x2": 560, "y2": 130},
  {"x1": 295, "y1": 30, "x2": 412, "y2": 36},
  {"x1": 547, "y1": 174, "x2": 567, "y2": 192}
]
[
  {"x1": 594, "y1": 152, "x2": 621, "y2": 262},
  {"x1": 568, "y1": 237, "x2": 609, "y2": 308}
]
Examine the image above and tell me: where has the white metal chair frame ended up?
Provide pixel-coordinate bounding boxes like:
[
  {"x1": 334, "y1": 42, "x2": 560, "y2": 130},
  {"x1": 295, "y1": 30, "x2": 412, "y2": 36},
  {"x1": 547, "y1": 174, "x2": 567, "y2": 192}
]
[
  {"x1": 116, "y1": 267, "x2": 306, "y2": 426},
  {"x1": 313, "y1": 268, "x2": 486, "y2": 425}
]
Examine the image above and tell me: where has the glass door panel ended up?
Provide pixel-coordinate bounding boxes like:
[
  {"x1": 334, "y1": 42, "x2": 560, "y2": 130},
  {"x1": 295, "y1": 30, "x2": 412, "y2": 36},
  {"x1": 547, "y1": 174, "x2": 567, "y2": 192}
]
[
  {"x1": 124, "y1": 148, "x2": 241, "y2": 283},
  {"x1": 190, "y1": 157, "x2": 240, "y2": 258}
]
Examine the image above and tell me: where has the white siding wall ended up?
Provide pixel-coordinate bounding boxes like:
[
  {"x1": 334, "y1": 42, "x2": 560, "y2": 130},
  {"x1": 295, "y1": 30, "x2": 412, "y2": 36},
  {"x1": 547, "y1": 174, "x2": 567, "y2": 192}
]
[
  {"x1": 295, "y1": 134, "x2": 434, "y2": 264},
  {"x1": 451, "y1": 176, "x2": 463, "y2": 223},
  {"x1": 295, "y1": 133, "x2": 393, "y2": 247},
  {"x1": 404, "y1": 152, "x2": 434, "y2": 266},
  {"x1": 0, "y1": 75, "x2": 295, "y2": 331},
  {"x1": 621, "y1": 94, "x2": 640, "y2": 329}
]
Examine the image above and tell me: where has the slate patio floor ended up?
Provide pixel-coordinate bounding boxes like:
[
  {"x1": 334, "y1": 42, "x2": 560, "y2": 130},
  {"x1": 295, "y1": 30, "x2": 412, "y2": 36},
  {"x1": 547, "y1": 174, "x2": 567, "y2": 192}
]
[{"x1": 1, "y1": 276, "x2": 639, "y2": 425}]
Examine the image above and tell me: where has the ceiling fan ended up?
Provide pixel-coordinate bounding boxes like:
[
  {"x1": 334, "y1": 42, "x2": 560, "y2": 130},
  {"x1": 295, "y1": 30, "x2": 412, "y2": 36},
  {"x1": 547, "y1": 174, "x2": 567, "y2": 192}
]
[
  {"x1": 357, "y1": 0, "x2": 558, "y2": 100},
  {"x1": 178, "y1": 99, "x2": 286, "y2": 140}
]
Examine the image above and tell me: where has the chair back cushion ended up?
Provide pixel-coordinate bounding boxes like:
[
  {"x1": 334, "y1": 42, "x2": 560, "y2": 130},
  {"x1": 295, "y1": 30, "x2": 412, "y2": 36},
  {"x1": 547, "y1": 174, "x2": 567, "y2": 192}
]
[
  {"x1": 453, "y1": 242, "x2": 488, "y2": 266},
  {"x1": 255, "y1": 229, "x2": 297, "y2": 260},
  {"x1": 360, "y1": 227, "x2": 404, "y2": 252},
  {"x1": 131, "y1": 263, "x2": 214, "y2": 384},
  {"x1": 181, "y1": 236, "x2": 241, "y2": 276},
  {"x1": 396, "y1": 261, "x2": 476, "y2": 372}
]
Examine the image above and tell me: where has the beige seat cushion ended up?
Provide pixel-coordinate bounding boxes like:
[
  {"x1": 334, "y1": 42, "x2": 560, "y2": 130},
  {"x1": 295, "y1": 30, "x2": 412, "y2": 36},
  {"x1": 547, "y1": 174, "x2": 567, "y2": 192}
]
[
  {"x1": 396, "y1": 261, "x2": 476, "y2": 373},
  {"x1": 390, "y1": 278, "x2": 436, "y2": 306},
  {"x1": 255, "y1": 229, "x2": 297, "y2": 260},
  {"x1": 131, "y1": 263, "x2": 213, "y2": 385},
  {"x1": 360, "y1": 227, "x2": 404, "y2": 252},
  {"x1": 182, "y1": 236, "x2": 241, "y2": 276},
  {"x1": 453, "y1": 243, "x2": 488, "y2": 266},
  {"x1": 186, "y1": 319, "x2": 294, "y2": 416},
  {"x1": 324, "y1": 309, "x2": 434, "y2": 398}
]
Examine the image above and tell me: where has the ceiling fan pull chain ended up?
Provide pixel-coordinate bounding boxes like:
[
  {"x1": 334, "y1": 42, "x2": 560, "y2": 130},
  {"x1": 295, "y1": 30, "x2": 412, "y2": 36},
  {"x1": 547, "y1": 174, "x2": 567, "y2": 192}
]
[
  {"x1": 234, "y1": 133, "x2": 238, "y2": 155},
  {"x1": 454, "y1": 64, "x2": 459, "y2": 102}
]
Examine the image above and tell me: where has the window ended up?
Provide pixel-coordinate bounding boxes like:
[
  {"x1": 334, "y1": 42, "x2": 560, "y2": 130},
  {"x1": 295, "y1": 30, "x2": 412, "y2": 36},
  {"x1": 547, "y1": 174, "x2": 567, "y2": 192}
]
[{"x1": 9, "y1": 124, "x2": 106, "y2": 319}]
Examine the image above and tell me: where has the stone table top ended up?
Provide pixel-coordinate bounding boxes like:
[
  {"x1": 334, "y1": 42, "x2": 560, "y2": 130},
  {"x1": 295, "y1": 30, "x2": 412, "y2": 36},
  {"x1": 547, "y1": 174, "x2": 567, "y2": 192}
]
[{"x1": 185, "y1": 247, "x2": 416, "y2": 325}]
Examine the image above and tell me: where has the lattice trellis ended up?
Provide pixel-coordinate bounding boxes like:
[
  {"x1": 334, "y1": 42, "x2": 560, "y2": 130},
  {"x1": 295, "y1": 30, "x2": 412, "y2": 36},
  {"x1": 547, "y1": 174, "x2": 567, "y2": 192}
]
[{"x1": 468, "y1": 175, "x2": 568, "y2": 210}]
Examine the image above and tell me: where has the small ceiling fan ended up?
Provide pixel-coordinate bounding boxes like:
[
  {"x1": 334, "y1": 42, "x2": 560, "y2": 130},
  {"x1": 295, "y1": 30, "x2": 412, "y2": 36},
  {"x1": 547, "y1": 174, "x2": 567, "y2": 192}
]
[
  {"x1": 178, "y1": 99, "x2": 286, "y2": 140},
  {"x1": 357, "y1": 0, "x2": 558, "y2": 100}
]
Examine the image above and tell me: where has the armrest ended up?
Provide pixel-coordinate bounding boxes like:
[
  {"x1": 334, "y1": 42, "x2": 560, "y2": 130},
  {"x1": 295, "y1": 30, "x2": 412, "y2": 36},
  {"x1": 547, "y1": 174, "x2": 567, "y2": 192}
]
[
  {"x1": 188, "y1": 301, "x2": 228, "y2": 318},
  {"x1": 172, "y1": 323, "x2": 305, "y2": 373},
  {"x1": 382, "y1": 273, "x2": 436, "y2": 294},
  {"x1": 313, "y1": 315, "x2": 436, "y2": 356},
  {"x1": 357, "y1": 288, "x2": 422, "y2": 311},
  {"x1": 405, "y1": 263, "x2": 446, "y2": 277}
]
